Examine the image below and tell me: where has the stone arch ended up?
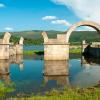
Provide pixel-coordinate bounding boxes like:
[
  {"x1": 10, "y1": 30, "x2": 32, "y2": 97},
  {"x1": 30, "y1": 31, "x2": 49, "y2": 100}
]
[
  {"x1": 66, "y1": 21, "x2": 100, "y2": 42},
  {"x1": 42, "y1": 31, "x2": 48, "y2": 43},
  {"x1": 3, "y1": 32, "x2": 11, "y2": 44},
  {"x1": 19, "y1": 37, "x2": 24, "y2": 45}
]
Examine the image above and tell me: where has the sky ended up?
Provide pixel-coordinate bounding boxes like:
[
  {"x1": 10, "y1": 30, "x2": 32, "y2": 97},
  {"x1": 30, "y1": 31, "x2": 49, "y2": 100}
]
[{"x1": 0, "y1": 0, "x2": 99, "y2": 32}]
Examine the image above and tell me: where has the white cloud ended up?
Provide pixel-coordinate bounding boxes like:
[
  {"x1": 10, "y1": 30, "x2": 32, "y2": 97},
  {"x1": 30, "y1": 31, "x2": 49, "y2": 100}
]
[
  {"x1": 84, "y1": 26, "x2": 95, "y2": 31},
  {"x1": 42, "y1": 16, "x2": 57, "y2": 21},
  {"x1": 51, "y1": 19, "x2": 71, "y2": 26},
  {"x1": 76, "y1": 27, "x2": 95, "y2": 31},
  {"x1": 4, "y1": 27, "x2": 13, "y2": 31},
  {"x1": 0, "y1": 3, "x2": 5, "y2": 8},
  {"x1": 51, "y1": 0, "x2": 100, "y2": 23}
]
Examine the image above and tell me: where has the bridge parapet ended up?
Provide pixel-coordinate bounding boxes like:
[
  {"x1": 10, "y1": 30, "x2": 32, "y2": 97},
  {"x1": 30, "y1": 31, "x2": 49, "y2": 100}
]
[{"x1": 42, "y1": 32, "x2": 67, "y2": 44}]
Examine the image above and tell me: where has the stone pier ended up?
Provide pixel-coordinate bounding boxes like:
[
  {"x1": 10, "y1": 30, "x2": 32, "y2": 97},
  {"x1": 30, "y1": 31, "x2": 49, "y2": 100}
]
[
  {"x1": 16, "y1": 37, "x2": 24, "y2": 55},
  {"x1": 0, "y1": 32, "x2": 11, "y2": 59},
  {"x1": 10, "y1": 37, "x2": 24, "y2": 56},
  {"x1": 42, "y1": 32, "x2": 69, "y2": 60},
  {"x1": 82, "y1": 40, "x2": 89, "y2": 53}
]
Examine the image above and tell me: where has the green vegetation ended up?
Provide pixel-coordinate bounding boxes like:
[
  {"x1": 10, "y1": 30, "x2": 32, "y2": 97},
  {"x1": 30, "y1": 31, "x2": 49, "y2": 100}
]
[
  {"x1": 23, "y1": 48, "x2": 81, "y2": 55},
  {"x1": 0, "y1": 82, "x2": 14, "y2": 99},
  {"x1": 24, "y1": 50, "x2": 44, "y2": 55},
  {"x1": 1, "y1": 30, "x2": 100, "y2": 45},
  {"x1": 9, "y1": 88, "x2": 100, "y2": 100},
  {"x1": 69, "y1": 31, "x2": 100, "y2": 43},
  {"x1": 70, "y1": 48, "x2": 81, "y2": 54}
]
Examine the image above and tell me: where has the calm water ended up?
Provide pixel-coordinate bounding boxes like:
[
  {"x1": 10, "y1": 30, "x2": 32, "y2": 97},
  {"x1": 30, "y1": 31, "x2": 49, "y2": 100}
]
[
  {"x1": 24, "y1": 45, "x2": 43, "y2": 51},
  {"x1": 0, "y1": 45, "x2": 100, "y2": 98}
]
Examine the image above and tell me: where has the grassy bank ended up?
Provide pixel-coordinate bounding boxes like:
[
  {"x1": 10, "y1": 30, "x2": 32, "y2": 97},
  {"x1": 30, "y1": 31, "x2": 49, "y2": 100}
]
[
  {"x1": 9, "y1": 88, "x2": 100, "y2": 100},
  {"x1": 70, "y1": 48, "x2": 81, "y2": 54},
  {"x1": 23, "y1": 50, "x2": 44, "y2": 55},
  {"x1": 23, "y1": 48, "x2": 81, "y2": 55},
  {"x1": 0, "y1": 82, "x2": 14, "y2": 99}
]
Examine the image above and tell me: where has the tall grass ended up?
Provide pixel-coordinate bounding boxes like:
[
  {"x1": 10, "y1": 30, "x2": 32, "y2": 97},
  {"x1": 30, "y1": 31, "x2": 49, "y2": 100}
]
[
  {"x1": 9, "y1": 87, "x2": 100, "y2": 100},
  {"x1": 0, "y1": 82, "x2": 14, "y2": 99}
]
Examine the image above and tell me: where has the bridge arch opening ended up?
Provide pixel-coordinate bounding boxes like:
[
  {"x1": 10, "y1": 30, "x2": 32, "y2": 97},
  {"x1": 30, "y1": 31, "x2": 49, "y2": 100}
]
[{"x1": 66, "y1": 21, "x2": 100, "y2": 43}]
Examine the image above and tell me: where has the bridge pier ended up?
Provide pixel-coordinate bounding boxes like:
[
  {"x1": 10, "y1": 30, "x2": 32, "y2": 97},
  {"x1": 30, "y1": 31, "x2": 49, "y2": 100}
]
[
  {"x1": 42, "y1": 32, "x2": 69, "y2": 60},
  {"x1": 0, "y1": 32, "x2": 11, "y2": 59},
  {"x1": 82, "y1": 40, "x2": 89, "y2": 53}
]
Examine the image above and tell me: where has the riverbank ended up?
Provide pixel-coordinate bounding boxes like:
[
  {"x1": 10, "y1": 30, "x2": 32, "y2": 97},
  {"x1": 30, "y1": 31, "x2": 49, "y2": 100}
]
[
  {"x1": 23, "y1": 48, "x2": 81, "y2": 55},
  {"x1": 9, "y1": 87, "x2": 100, "y2": 100},
  {"x1": 23, "y1": 50, "x2": 44, "y2": 55}
]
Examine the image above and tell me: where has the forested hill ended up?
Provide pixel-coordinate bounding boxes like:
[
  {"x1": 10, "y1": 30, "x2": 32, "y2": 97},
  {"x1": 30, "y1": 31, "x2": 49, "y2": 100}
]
[{"x1": 0, "y1": 30, "x2": 100, "y2": 45}]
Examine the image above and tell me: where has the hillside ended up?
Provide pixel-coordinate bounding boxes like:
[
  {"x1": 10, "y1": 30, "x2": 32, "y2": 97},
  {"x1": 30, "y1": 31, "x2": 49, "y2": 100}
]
[{"x1": 0, "y1": 30, "x2": 100, "y2": 45}]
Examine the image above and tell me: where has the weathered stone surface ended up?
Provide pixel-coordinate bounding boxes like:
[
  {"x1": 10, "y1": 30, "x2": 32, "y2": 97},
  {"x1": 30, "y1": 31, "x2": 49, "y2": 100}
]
[
  {"x1": 44, "y1": 44, "x2": 69, "y2": 60},
  {"x1": 2, "y1": 32, "x2": 11, "y2": 44},
  {"x1": 16, "y1": 44, "x2": 23, "y2": 55},
  {"x1": 42, "y1": 32, "x2": 69, "y2": 60},
  {"x1": 10, "y1": 45, "x2": 16, "y2": 56},
  {"x1": 19, "y1": 37, "x2": 24, "y2": 45},
  {"x1": 0, "y1": 45, "x2": 10, "y2": 59},
  {"x1": 0, "y1": 32, "x2": 11, "y2": 59},
  {"x1": 42, "y1": 21, "x2": 100, "y2": 60},
  {"x1": 0, "y1": 32, "x2": 24, "y2": 58},
  {"x1": 16, "y1": 37, "x2": 24, "y2": 55},
  {"x1": 10, "y1": 37, "x2": 24, "y2": 55}
]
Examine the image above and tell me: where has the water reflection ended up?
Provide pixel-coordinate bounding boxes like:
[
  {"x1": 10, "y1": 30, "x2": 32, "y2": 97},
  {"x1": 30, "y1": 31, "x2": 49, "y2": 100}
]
[
  {"x1": 43, "y1": 56, "x2": 100, "y2": 88},
  {"x1": 10, "y1": 55, "x2": 24, "y2": 71},
  {"x1": 43, "y1": 60, "x2": 69, "y2": 86},
  {"x1": 0, "y1": 54, "x2": 100, "y2": 97},
  {"x1": 0, "y1": 55, "x2": 23, "y2": 84},
  {"x1": 71, "y1": 56, "x2": 100, "y2": 88},
  {"x1": 44, "y1": 76, "x2": 69, "y2": 86},
  {"x1": 81, "y1": 56, "x2": 100, "y2": 66}
]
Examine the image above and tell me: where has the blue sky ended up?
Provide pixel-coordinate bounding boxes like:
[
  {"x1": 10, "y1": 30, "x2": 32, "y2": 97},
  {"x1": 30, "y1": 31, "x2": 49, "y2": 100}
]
[{"x1": 0, "y1": 0, "x2": 99, "y2": 32}]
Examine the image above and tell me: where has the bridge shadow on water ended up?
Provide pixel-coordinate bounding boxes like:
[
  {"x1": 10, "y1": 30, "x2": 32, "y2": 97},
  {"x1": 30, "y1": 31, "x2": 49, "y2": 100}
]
[{"x1": 83, "y1": 44, "x2": 100, "y2": 58}]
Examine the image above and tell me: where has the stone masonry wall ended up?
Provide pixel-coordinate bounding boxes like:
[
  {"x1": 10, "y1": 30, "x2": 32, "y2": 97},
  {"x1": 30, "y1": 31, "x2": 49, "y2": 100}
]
[{"x1": 42, "y1": 32, "x2": 69, "y2": 60}]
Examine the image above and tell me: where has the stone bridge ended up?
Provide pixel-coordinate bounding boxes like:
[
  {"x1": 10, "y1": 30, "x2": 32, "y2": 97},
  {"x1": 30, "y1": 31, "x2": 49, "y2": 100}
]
[
  {"x1": 0, "y1": 32, "x2": 24, "y2": 59},
  {"x1": 42, "y1": 32, "x2": 69, "y2": 60},
  {"x1": 42, "y1": 21, "x2": 100, "y2": 60}
]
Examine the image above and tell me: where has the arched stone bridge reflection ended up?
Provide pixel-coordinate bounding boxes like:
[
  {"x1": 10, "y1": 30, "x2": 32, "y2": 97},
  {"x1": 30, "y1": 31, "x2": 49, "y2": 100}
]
[{"x1": 0, "y1": 55, "x2": 23, "y2": 84}]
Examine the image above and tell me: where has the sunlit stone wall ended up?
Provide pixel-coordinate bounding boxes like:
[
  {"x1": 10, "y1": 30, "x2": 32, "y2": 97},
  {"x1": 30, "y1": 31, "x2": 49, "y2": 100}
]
[
  {"x1": 0, "y1": 44, "x2": 10, "y2": 59},
  {"x1": 42, "y1": 32, "x2": 69, "y2": 60},
  {"x1": 0, "y1": 32, "x2": 11, "y2": 59},
  {"x1": 10, "y1": 37, "x2": 24, "y2": 55}
]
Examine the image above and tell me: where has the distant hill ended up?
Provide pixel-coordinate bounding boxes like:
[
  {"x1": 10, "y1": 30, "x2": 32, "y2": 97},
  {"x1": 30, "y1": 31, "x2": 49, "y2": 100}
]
[
  {"x1": 0, "y1": 30, "x2": 100, "y2": 45},
  {"x1": 11, "y1": 30, "x2": 62, "y2": 39}
]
